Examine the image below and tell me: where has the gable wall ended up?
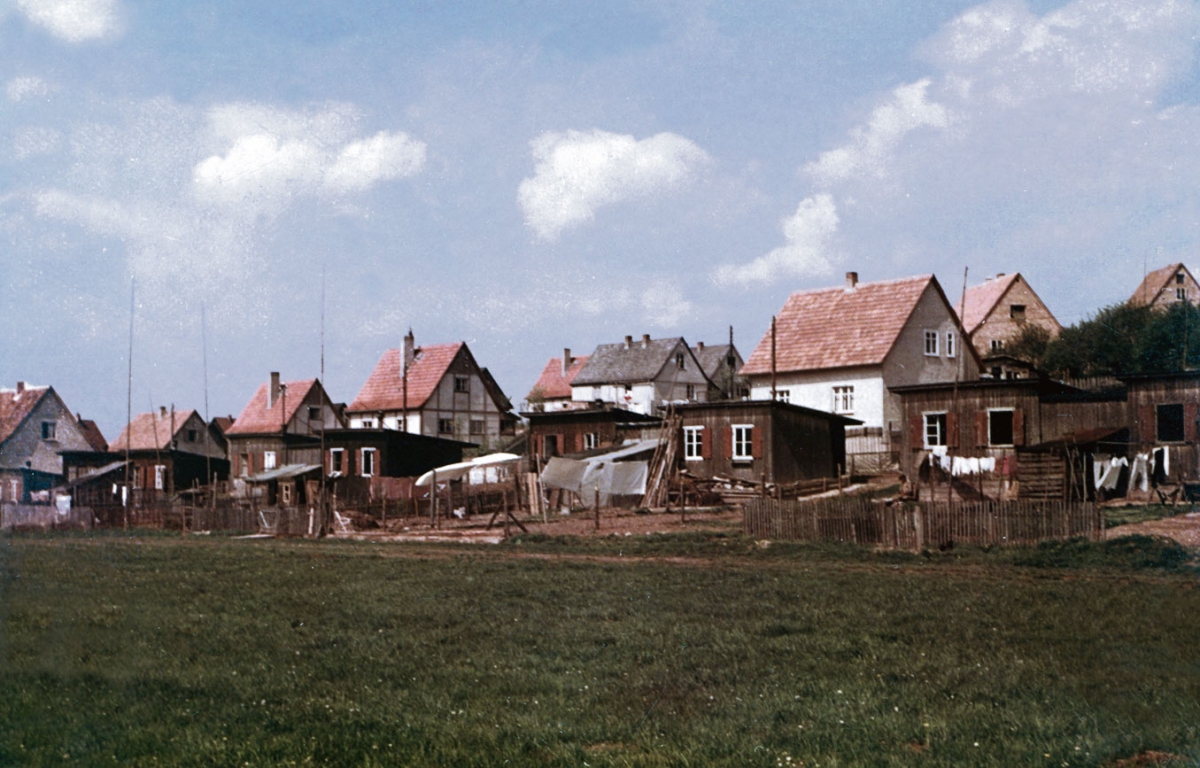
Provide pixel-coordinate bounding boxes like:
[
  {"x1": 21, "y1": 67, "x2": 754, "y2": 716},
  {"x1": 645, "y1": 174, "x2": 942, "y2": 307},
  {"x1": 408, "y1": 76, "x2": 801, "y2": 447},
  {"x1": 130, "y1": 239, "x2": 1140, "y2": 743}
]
[{"x1": 968, "y1": 277, "x2": 1062, "y2": 359}]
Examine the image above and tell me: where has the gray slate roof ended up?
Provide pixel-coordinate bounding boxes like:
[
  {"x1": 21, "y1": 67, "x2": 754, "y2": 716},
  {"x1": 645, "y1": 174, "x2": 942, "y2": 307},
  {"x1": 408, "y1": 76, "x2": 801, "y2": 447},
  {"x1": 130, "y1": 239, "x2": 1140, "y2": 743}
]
[
  {"x1": 691, "y1": 344, "x2": 741, "y2": 380},
  {"x1": 573, "y1": 337, "x2": 697, "y2": 386}
]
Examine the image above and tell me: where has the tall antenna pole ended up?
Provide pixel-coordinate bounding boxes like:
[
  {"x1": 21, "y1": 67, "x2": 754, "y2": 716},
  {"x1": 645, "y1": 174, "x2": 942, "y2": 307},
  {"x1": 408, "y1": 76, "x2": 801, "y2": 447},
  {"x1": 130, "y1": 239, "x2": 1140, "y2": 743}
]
[
  {"x1": 202, "y1": 303, "x2": 212, "y2": 499},
  {"x1": 124, "y1": 279, "x2": 135, "y2": 530},
  {"x1": 770, "y1": 316, "x2": 777, "y2": 401},
  {"x1": 319, "y1": 265, "x2": 327, "y2": 523}
]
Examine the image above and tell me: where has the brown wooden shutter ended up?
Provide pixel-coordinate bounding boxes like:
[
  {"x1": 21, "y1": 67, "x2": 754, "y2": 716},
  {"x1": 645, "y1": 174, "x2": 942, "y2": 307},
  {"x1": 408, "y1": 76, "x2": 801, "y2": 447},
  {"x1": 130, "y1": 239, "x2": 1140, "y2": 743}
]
[
  {"x1": 701, "y1": 427, "x2": 712, "y2": 459},
  {"x1": 1012, "y1": 408, "x2": 1025, "y2": 447},
  {"x1": 975, "y1": 411, "x2": 988, "y2": 447},
  {"x1": 1185, "y1": 402, "x2": 1199, "y2": 443},
  {"x1": 1138, "y1": 405, "x2": 1155, "y2": 444},
  {"x1": 723, "y1": 425, "x2": 733, "y2": 459},
  {"x1": 910, "y1": 415, "x2": 924, "y2": 451},
  {"x1": 751, "y1": 425, "x2": 763, "y2": 458},
  {"x1": 946, "y1": 412, "x2": 959, "y2": 448}
]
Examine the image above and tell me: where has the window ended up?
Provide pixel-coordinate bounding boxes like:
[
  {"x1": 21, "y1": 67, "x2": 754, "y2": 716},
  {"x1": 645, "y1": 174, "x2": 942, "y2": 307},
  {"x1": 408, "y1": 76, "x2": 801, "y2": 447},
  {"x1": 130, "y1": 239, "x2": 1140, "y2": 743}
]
[
  {"x1": 775, "y1": 389, "x2": 791, "y2": 403},
  {"x1": 675, "y1": 353, "x2": 686, "y2": 370},
  {"x1": 41, "y1": 421, "x2": 56, "y2": 440},
  {"x1": 1157, "y1": 404, "x2": 1185, "y2": 443},
  {"x1": 263, "y1": 451, "x2": 277, "y2": 470},
  {"x1": 990, "y1": 365, "x2": 1002, "y2": 378},
  {"x1": 361, "y1": 448, "x2": 376, "y2": 477},
  {"x1": 329, "y1": 448, "x2": 345, "y2": 474},
  {"x1": 990, "y1": 338, "x2": 1005, "y2": 352},
  {"x1": 946, "y1": 331, "x2": 956, "y2": 358},
  {"x1": 924, "y1": 413, "x2": 948, "y2": 448},
  {"x1": 154, "y1": 465, "x2": 166, "y2": 491},
  {"x1": 470, "y1": 419, "x2": 484, "y2": 435},
  {"x1": 186, "y1": 429, "x2": 197, "y2": 442},
  {"x1": 1010, "y1": 304, "x2": 1026, "y2": 321},
  {"x1": 280, "y1": 483, "x2": 293, "y2": 505},
  {"x1": 1177, "y1": 287, "x2": 1187, "y2": 301},
  {"x1": 438, "y1": 418, "x2": 454, "y2": 435},
  {"x1": 361, "y1": 419, "x2": 375, "y2": 429},
  {"x1": 1177, "y1": 272, "x2": 1186, "y2": 284},
  {"x1": 454, "y1": 376, "x2": 470, "y2": 393},
  {"x1": 686, "y1": 384, "x2": 697, "y2": 401},
  {"x1": 732, "y1": 425, "x2": 754, "y2": 461},
  {"x1": 683, "y1": 426, "x2": 704, "y2": 460},
  {"x1": 832, "y1": 386, "x2": 854, "y2": 414},
  {"x1": 583, "y1": 432, "x2": 598, "y2": 450},
  {"x1": 988, "y1": 409, "x2": 1015, "y2": 446},
  {"x1": 239, "y1": 454, "x2": 251, "y2": 477},
  {"x1": 923, "y1": 330, "x2": 939, "y2": 356},
  {"x1": 308, "y1": 406, "x2": 321, "y2": 421}
]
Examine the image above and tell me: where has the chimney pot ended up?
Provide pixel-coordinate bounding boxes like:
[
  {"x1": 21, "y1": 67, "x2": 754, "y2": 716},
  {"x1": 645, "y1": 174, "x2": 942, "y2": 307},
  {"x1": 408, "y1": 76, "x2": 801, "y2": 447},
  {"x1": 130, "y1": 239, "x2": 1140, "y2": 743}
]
[
  {"x1": 624, "y1": 335, "x2": 632, "y2": 349},
  {"x1": 270, "y1": 372, "x2": 281, "y2": 409},
  {"x1": 845, "y1": 271, "x2": 858, "y2": 290}
]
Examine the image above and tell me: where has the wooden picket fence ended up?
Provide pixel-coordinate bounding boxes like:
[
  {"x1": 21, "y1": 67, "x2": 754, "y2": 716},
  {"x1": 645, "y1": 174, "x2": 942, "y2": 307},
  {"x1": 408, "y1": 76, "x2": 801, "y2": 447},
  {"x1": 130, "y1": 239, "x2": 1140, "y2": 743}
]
[{"x1": 744, "y1": 496, "x2": 1104, "y2": 550}]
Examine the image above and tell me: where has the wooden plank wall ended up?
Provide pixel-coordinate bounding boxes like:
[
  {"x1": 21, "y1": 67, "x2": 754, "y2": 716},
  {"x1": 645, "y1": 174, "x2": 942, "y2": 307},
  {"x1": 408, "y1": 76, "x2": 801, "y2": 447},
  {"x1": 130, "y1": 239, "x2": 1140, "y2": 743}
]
[{"x1": 744, "y1": 496, "x2": 1102, "y2": 550}]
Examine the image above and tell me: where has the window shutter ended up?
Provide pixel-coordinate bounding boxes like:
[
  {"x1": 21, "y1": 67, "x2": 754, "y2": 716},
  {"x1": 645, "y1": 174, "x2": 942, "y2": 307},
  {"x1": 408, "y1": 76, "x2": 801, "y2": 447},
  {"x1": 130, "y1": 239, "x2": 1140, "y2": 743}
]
[
  {"x1": 751, "y1": 425, "x2": 763, "y2": 458},
  {"x1": 975, "y1": 411, "x2": 988, "y2": 447},
  {"x1": 574, "y1": 432, "x2": 583, "y2": 452},
  {"x1": 701, "y1": 427, "x2": 712, "y2": 460},
  {"x1": 1185, "y1": 403, "x2": 1199, "y2": 443},
  {"x1": 1138, "y1": 405, "x2": 1155, "y2": 444},
  {"x1": 723, "y1": 425, "x2": 733, "y2": 459},
  {"x1": 910, "y1": 415, "x2": 924, "y2": 451},
  {"x1": 1012, "y1": 408, "x2": 1025, "y2": 447},
  {"x1": 946, "y1": 412, "x2": 959, "y2": 448}
]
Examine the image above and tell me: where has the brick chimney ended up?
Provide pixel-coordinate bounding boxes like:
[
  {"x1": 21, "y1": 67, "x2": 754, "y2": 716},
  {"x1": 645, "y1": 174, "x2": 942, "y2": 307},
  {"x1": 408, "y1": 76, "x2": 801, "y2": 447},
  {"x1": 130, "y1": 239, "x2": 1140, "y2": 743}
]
[
  {"x1": 641, "y1": 333, "x2": 650, "y2": 348},
  {"x1": 696, "y1": 341, "x2": 705, "y2": 352},
  {"x1": 269, "y1": 372, "x2": 281, "y2": 409},
  {"x1": 159, "y1": 406, "x2": 167, "y2": 419},
  {"x1": 562, "y1": 348, "x2": 571, "y2": 377},
  {"x1": 845, "y1": 271, "x2": 858, "y2": 291},
  {"x1": 624, "y1": 335, "x2": 632, "y2": 350},
  {"x1": 16, "y1": 381, "x2": 25, "y2": 394}
]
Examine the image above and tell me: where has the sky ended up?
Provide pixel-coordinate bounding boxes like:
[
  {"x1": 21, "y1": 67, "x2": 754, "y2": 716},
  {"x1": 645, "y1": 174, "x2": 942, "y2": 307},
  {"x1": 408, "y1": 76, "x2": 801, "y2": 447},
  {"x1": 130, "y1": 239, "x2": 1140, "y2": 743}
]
[{"x1": 3, "y1": 0, "x2": 1199, "y2": 439}]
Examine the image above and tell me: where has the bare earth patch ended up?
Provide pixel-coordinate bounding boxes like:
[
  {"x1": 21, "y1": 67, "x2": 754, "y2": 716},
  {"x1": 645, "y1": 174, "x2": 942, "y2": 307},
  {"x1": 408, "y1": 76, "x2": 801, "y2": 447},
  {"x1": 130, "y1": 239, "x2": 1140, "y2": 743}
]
[{"x1": 1107, "y1": 510, "x2": 1200, "y2": 547}]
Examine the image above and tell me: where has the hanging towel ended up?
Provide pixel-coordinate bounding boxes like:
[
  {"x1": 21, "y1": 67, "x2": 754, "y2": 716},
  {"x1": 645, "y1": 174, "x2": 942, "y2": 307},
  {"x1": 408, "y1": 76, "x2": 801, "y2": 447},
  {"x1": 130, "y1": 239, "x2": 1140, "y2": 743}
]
[{"x1": 981, "y1": 457, "x2": 996, "y2": 473}]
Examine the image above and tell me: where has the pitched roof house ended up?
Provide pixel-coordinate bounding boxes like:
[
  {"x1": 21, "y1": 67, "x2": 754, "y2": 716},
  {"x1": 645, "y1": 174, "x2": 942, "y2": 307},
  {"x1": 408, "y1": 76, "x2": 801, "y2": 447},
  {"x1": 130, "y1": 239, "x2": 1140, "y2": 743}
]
[
  {"x1": 740, "y1": 272, "x2": 979, "y2": 457},
  {"x1": 1128, "y1": 263, "x2": 1200, "y2": 310},
  {"x1": 347, "y1": 330, "x2": 515, "y2": 448},
  {"x1": 224, "y1": 374, "x2": 345, "y2": 478},
  {"x1": 525, "y1": 349, "x2": 590, "y2": 412},
  {"x1": 955, "y1": 272, "x2": 1062, "y2": 378},
  {"x1": 0, "y1": 382, "x2": 102, "y2": 503},
  {"x1": 570, "y1": 334, "x2": 711, "y2": 415},
  {"x1": 691, "y1": 340, "x2": 746, "y2": 400}
]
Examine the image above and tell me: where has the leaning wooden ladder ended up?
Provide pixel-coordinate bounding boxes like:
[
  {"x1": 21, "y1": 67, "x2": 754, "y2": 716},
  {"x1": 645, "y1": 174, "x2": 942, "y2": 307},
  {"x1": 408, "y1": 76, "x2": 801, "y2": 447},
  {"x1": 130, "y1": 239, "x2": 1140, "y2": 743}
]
[{"x1": 641, "y1": 408, "x2": 682, "y2": 508}]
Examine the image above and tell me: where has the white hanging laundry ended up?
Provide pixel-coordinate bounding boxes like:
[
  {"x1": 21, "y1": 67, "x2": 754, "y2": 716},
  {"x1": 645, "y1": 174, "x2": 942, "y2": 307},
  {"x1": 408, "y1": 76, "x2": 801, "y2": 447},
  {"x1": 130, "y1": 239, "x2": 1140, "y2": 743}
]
[
  {"x1": 980, "y1": 457, "x2": 996, "y2": 473},
  {"x1": 967, "y1": 457, "x2": 981, "y2": 474}
]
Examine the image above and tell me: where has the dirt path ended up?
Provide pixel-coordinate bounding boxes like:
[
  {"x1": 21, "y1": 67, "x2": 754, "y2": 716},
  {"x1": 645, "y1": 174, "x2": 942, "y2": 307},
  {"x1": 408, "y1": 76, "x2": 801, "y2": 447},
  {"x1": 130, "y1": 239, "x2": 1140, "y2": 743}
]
[{"x1": 1106, "y1": 510, "x2": 1200, "y2": 547}]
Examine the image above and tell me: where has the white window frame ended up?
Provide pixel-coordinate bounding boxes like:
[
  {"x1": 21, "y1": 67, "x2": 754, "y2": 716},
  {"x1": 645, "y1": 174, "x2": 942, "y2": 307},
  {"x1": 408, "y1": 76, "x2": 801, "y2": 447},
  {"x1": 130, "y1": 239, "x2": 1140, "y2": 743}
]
[
  {"x1": 832, "y1": 386, "x2": 854, "y2": 415},
  {"x1": 583, "y1": 432, "x2": 598, "y2": 450},
  {"x1": 946, "y1": 331, "x2": 956, "y2": 358},
  {"x1": 923, "y1": 330, "x2": 939, "y2": 357},
  {"x1": 41, "y1": 420, "x2": 56, "y2": 440},
  {"x1": 988, "y1": 408, "x2": 1015, "y2": 447},
  {"x1": 1177, "y1": 287, "x2": 1187, "y2": 301},
  {"x1": 923, "y1": 412, "x2": 947, "y2": 449},
  {"x1": 732, "y1": 424, "x2": 754, "y2": 461},
  {"x1": 361, "y1": 448, "x2": 376, "y2": 477},
  {"x1": 263, "y1": 451, "x2": 277, "y2": 470},
  {"x1": 775, "y1": 389, "x2": 791, "y2": 403},
  {"x1": 154, "y1": 465, "x2": 166, "y2": 491},
  {"x1": 329, "y1": 447, "x2": 345, "y2": 474},
  {"x1": 683, "y1": 426, "x2": 704, "y2": 461},
  {"x1": 686, "y1": 383, "x2": 697, "y2": 401}
]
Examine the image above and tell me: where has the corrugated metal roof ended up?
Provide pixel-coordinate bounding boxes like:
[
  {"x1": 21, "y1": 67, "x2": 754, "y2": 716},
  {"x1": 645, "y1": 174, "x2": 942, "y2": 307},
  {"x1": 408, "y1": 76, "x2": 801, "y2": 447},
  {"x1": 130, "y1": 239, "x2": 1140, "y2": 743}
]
[
  {"x1": 741, "y1": 275, "x2": 937, "y2": 375},
  {"x1": 246, "y1": 463, "x2": 321, "y2": 482}
]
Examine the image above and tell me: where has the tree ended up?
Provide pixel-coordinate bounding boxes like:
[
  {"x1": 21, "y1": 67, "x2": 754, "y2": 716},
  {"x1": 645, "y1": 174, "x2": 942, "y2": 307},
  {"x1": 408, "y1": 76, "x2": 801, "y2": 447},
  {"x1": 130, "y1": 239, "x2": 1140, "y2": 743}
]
[
  {"x1": 1039, "y1": 301, "x2": 1199, "y2": 378},
  {"x1": 1004, "y1": 324, "x2": 1052, "y2": 370}
]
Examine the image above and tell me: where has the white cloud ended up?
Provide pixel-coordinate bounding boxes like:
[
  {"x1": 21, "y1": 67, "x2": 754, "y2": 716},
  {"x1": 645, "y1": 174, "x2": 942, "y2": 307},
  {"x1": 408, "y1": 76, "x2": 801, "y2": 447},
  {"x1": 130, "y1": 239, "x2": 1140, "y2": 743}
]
[
  {"x1": 12, "y1": 127, "x2": 61, "y2": 159},
  {"x1": 15, "y1": 0, "x2": 120, "y2": 43},
  {"x1": 324, "y1": 131, "x2": 427, "y2": 193},
  {"x1": 640, "y1": 283, "x2": 693, "y2": 328},
  {"x1": 518, "y1": 128, "x2": 709, "y2": 240},
  {"x1": 193, "y1": 107, "x2": 426, "y2": 207},
  {"x1": 6, "y1": 76, "x2": 52, "y2": 102},
  {"x1": 712, "y1": 195, "x2": 839, "y2": 287},
  {"x1": 806, "y1": 79, "x2": 950, "y2": 186}
]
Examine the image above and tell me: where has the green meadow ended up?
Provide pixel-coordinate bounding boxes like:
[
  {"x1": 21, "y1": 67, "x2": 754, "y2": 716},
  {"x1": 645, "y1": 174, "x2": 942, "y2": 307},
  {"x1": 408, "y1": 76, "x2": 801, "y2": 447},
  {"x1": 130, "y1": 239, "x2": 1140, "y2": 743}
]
[{"x1": 1, "y1": 531, "x2": 1198, "y2": 767}]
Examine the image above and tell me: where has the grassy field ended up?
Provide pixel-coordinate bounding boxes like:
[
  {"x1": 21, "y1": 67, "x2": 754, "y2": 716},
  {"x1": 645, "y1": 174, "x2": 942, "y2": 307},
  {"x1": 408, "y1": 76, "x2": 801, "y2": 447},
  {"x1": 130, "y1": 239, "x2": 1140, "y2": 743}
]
[{"x1": 1, "y1": 531, "x2": 1198, "y2": 767}]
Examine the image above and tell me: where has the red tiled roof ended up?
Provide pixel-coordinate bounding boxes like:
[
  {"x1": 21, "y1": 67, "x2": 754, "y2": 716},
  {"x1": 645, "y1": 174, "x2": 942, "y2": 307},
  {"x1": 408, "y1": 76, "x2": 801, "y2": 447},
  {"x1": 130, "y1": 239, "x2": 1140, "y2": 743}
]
[
  {"x1": 1129, "y1": 263, "x2": 1191, "y2": 306},
  {"x1": 347, "y1": 343, "x2": 463, "y2": 413},
  {"x1": 741, "y1": 275, "x2": 937, "y2": 375},
  {"x1": 528, "y1": 355, "x2": 590, "y2": 400},
  {"x1": 226, "y1": 380, "x2": 318, "y2": 435},
  {"x1": 0, "y1": 385, "x2": 49, "y2": 446},
  {"x1": 76, "y1": 418, "x2": 109, "y2": 452},
  {"x1": 955, "y1": 273, "x2": 1020, "y2": 334},
  {"x1": 109, "y1": 409, "x2": 198, "y2": 452}
]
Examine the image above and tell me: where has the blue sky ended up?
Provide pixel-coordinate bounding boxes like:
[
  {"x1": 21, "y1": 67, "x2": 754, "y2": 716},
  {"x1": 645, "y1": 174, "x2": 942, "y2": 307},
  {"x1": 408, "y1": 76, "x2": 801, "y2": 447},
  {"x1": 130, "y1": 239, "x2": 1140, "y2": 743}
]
[{"x1": 3, "y1": 0, "x2": 1198, "y2": 438}]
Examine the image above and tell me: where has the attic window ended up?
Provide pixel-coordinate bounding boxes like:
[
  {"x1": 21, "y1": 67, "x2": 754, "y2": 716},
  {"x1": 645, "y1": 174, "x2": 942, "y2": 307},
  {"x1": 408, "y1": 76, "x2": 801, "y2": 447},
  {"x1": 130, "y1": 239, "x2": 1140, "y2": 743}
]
[
  {"x1": 946, "y1": 331, "x2": 956, "y2": 358},
  {"x1": 40, "y1": 421, "x2": 56, "y2": 440},
  {"x1": 991, "y1": 339, "x2": 1005, "y2": 352},
  {"x1": 187, "y1": 429, "x2": 197, "y2": 442},
  {"x1": 675, "y1": 353, "x2": 686, "y2": 370},
  {"x1": 308, "y1": 406, "x2": 321, "y2": 421},
  {"x1": 923, "y1": 330, "x2": 939, "y2": 356},
  {"x1": 1177, "y1": 288, "x2": 1187, "y2": 301},
  {"x1": 1177, "y1": 272, "x2": 1186, "y2": 284},
  {"x1": 454, "y1": 376, "x2": 470, "y2": 393},
  {"x1": 1010, "y1": 304, "x2": 1026, "y2": 321}
]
